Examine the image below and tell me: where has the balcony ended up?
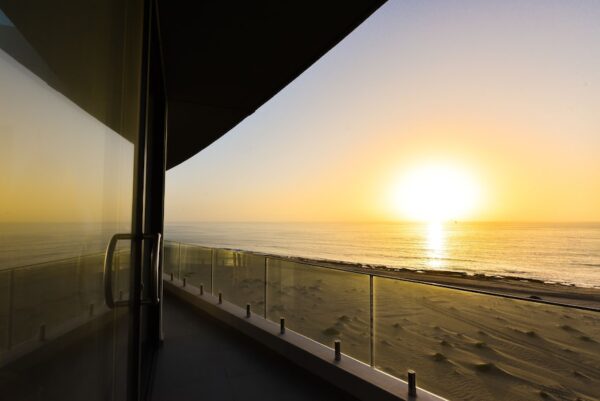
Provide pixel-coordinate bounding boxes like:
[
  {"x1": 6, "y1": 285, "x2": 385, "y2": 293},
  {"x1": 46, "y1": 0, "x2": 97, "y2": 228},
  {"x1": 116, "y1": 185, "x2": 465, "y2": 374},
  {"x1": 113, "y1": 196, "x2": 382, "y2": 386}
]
[
  {"x1": 151, "y1": 294, "x2": 359, "y2": 401},
  {"x1": 161, "y1": 241, "x2": 600, "y2": 401},
  {"x1": 1, "y1": 242, "x2": 599, "y2": 401}
]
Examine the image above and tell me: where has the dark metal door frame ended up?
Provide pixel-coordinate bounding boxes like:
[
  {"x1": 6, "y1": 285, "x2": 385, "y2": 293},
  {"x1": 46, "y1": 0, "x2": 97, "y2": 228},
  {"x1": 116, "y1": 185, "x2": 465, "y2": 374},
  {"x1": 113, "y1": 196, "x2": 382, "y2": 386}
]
[{"x1": 130, "y1": 0, "x2": 167, "y2": 399}]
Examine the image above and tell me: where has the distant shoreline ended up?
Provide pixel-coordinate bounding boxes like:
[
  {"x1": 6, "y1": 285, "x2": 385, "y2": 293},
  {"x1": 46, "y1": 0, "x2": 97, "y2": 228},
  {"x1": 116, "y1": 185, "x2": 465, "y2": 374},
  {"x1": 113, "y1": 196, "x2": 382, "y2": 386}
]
[{"x1": 217, "y1": 246, "x2": 600, "y2": 309}]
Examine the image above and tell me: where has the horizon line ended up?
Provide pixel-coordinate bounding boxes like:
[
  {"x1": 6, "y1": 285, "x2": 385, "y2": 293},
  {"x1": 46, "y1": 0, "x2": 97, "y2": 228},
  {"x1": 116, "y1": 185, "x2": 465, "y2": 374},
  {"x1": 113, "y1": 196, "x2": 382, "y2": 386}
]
[{"x1": 163, "y1": 219, "x2": 600, "y2": 225}]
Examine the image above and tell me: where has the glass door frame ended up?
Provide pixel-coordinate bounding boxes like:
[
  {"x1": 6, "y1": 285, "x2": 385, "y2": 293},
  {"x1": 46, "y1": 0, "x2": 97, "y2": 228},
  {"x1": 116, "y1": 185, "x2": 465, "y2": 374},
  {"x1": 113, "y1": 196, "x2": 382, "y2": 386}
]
[{"x1": 129, "y1": 0, "x2": 167, "y2": 399}]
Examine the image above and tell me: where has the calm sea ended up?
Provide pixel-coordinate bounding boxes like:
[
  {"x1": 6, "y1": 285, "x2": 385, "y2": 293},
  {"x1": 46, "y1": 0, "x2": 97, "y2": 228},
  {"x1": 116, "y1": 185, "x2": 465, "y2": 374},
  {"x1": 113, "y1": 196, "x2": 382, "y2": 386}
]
[
  {"x1": 1, "y1": 222, "x2": 599, "y2": 288},
  {"x1": 165, "y1": 222, "x2": 600, "y2": 288}
]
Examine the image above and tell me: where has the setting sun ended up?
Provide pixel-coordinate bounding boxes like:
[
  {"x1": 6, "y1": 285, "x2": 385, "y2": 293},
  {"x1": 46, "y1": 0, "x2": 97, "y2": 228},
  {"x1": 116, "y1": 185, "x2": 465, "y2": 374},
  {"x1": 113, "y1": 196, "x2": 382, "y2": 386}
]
[{"x1": 393, "y1": 163, "x2": 481, "y2": 222}]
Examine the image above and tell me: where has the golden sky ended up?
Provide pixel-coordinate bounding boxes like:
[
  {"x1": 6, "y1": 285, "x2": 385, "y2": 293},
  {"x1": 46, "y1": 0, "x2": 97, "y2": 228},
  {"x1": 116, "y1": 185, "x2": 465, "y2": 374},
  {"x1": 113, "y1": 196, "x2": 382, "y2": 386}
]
[
  {"x1": 0, "y1": 48, "x2": 133, "y2": 223},
  {"x1": 1, "y1": 1, "x2": 599, "y2": 224}
]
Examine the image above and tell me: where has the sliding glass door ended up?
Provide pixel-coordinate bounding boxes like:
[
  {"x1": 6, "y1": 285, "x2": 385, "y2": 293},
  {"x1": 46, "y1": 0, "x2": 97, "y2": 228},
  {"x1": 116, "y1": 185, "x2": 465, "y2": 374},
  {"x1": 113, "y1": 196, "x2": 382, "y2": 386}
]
[{"x1": 0, "y1": 1, "x2": 148, "y2": 400}]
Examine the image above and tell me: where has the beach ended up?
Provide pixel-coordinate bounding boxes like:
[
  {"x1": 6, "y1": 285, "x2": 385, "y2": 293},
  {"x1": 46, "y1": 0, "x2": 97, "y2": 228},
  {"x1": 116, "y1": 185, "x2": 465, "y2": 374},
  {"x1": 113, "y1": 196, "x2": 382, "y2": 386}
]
[
  {"x1": 0, "y1": 223, "x2": 600, "y2": 401},
  {"x1": 305, "y1": 257, "x2": 600, "y2": 401},
  {"x1": 0, "y1": 237, "x2": 597, "y2": 401},
  {"x1": 297, "y1": 256, "x2": 600, "y2": 309},
  {"x1": 172, "y1": 246, "x2": 600, "y2": 401}
]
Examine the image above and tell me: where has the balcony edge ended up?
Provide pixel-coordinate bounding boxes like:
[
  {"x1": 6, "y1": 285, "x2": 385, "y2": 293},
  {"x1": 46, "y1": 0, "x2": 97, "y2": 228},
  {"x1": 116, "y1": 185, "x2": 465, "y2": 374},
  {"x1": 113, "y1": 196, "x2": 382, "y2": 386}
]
[{"x1": 163, "y1": 277, "x2": 448, "y2": 401}]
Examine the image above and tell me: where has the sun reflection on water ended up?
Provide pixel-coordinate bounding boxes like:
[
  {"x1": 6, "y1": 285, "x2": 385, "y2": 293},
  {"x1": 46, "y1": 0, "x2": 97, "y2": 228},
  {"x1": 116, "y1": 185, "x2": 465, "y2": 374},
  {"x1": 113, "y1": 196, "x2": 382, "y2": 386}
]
[{"x1": 426, "y1": 222, "x2": 445, "y2": 269}]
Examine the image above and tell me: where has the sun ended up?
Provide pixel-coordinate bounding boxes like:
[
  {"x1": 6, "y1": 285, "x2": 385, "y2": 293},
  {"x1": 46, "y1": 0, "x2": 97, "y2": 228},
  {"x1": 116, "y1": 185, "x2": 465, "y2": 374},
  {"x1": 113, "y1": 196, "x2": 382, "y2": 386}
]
[{"x1": 392, "y1": 163, "x2": 480, "y2": 222}]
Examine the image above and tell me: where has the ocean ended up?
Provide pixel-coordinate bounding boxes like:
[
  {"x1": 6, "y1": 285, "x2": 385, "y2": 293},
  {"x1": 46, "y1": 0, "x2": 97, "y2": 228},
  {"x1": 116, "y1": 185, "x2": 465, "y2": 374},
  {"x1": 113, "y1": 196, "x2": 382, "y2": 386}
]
[
  {"x1": 164, "y1": 222, "x2": 600, "y2": 288},
  {"x1": 1, "y1": 222, "x2": 599, "y2": 288}
]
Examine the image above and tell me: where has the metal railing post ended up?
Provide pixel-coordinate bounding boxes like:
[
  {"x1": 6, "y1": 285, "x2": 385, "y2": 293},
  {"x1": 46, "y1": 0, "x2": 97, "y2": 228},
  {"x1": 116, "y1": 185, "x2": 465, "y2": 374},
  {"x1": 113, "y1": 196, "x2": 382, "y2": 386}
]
[
  {"x1": 334, "y1": 340, "x2": 341, "y2": 361},
  {"x1": 369, "y1": 274, "x2": 374, "y2": 367},
  {"x1": 408, "y1": 370, "x2": 417, "y2": 396}
]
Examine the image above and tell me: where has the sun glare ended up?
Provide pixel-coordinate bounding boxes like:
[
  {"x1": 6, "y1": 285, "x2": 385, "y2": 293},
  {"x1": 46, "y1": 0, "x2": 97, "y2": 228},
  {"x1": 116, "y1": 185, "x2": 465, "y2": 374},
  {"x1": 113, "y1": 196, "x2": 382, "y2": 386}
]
[{"x1": 393, "y1": 163, "x2": 480, "y2": 222}]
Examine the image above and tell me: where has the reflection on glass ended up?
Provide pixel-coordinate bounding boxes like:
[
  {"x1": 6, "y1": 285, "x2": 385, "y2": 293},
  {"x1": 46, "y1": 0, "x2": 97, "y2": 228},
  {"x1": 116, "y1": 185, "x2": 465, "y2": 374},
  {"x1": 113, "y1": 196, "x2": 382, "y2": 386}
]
[
  {"x1": 0, "y1": 1, "x2": 142, "y2": 399},
  {"x1": 0, "y1": 271, "x2": 9, "y2": 351}
]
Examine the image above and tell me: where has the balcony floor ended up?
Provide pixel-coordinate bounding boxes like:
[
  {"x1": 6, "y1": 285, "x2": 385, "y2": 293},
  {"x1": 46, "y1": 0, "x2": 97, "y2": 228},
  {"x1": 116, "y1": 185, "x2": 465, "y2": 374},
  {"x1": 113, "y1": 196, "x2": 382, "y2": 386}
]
[{"x1": 150, "y1": 294, "x2": 357, "y2": 401}]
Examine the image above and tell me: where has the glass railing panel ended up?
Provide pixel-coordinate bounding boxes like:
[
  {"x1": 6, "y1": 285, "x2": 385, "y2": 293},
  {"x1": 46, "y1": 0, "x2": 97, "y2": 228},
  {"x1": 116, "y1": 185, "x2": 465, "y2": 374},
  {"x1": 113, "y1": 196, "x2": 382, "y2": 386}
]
[
  {"x1": 10, "y1": 253, "x2": 105, "y2": 347},
  {"x1": 163, "y1": 241, "x2": 180, "y2": 278},
  {"x1": 374, "y1": 276, "x2": 600, "y2": 401},
  {"x1": 267, "y1": 259, "x2": 370, "y2": 363},
  {"x1": 0, "y1": 270, "x2": 9, "y2": 351},
  {"x1": 0, "y1": 246, "x2": 131, "y2": 354},
  {"x1": 76, "y1": 253, "x2": 108, "y2": 313},
  {"x1": 214, "y1": 249, "x2": 265, "y2": 314},
  {"x1": 179, "y1": 244, "x2": 212, "y2": 293}
]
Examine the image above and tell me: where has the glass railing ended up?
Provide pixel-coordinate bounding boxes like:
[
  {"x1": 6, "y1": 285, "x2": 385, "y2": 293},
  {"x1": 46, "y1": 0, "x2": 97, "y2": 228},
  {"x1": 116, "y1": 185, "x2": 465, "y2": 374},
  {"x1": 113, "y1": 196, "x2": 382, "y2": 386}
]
[
  {"x1": 266, "y1": 258, "x2": 371, "y2": 363},
  {"x1": 0, "y1": 248, "x2": 129, "y2": 359},
  {"x1": 164, "y1": 240, "x2": 600, "y2": 401}
]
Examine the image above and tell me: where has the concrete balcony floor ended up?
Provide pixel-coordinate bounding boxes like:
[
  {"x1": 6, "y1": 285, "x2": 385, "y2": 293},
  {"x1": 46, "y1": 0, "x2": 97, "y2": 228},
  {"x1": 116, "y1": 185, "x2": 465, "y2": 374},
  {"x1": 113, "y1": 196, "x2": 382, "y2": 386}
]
[{"x1": 150, "y1": 295, "x2": 358, "y2": 401}]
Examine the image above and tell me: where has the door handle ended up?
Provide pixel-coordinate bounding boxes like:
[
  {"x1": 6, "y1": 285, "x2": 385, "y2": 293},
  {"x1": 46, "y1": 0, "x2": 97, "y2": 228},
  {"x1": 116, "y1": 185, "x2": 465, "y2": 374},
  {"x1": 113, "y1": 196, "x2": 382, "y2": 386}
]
[
  {"x1": 103, "y1": 232, "x2": 163, "y2": 309},
  {"x1": 148, "y1": 232, "x2": 162, "y2": 305},
  {"x1": 104, "y1": 233, "x2": 133, "y2": 309}
]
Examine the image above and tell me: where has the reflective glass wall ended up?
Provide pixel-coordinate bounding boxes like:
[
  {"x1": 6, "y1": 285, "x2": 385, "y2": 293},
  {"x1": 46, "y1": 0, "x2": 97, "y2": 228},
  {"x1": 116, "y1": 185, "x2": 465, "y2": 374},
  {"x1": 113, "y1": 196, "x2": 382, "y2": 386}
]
[{"x1": 0, "y1": 1, "x2": 144, "y2": 400}]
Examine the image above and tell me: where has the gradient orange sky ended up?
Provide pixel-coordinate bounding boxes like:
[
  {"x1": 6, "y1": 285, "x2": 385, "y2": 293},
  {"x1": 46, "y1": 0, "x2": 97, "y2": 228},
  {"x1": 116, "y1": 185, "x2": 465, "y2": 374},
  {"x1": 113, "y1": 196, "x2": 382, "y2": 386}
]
[
  {"x1": 2, "y1": 1, "x2": 599, "y2": 224},
  {"x1": 165, "y1": 1, "x2": 600, "y2": 223},
  {"x1": 0, "y1": 48, "x2": 134, "y2": 223}
]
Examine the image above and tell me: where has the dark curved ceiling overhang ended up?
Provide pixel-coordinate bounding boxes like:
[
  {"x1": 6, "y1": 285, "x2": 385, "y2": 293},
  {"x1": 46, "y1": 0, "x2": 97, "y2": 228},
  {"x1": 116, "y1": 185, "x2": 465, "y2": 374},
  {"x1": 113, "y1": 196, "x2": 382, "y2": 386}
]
[
  {"x1": 160, "y1": 1, "x2": 386, "y2": 169},
  {"x1": 0, "y1": 1, "x2": 386, "y2": 170}
]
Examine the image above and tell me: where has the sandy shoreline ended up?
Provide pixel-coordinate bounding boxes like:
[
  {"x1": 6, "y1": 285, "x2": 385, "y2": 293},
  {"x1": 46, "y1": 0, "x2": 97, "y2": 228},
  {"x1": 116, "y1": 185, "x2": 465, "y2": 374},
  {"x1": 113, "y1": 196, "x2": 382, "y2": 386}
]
[
  {"x1": 168, "y1": 243, "x2": 600, "y2": 401},
  {"x1": 280, "y1": 255, "x2": 600, "y2": 310}
]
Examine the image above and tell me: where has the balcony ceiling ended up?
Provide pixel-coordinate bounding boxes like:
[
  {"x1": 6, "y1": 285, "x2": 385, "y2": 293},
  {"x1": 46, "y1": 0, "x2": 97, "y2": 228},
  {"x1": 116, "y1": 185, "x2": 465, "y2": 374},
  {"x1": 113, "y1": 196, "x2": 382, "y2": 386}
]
[
  {"x1": 161, "y1": 0, "x2": 386, "y2": 169},
  {"x1": 0, "y1": 0, "x2": 386, "y2": 169}
]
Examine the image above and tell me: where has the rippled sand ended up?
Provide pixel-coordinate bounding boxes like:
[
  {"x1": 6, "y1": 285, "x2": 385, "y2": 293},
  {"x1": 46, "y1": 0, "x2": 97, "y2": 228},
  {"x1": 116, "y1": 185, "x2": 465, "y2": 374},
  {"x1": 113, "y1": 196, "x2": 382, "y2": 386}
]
[{"x1": 202, "y1": 254, "x2": 600, "y2": 401}]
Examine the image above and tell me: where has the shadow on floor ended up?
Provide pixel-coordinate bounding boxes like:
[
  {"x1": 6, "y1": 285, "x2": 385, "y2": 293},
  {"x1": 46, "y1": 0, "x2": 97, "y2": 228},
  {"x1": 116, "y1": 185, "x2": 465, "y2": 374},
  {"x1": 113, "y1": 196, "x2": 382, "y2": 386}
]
[{"x1": 150, "y1": 294, "x2": 358, "y2": 401}]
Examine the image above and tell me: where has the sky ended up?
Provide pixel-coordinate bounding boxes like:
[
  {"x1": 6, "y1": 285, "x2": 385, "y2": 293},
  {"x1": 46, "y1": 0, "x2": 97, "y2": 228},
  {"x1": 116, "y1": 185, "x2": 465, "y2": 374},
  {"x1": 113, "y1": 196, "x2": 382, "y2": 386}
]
[
  {"x1": 3, "y1": 1, "x2": 598, "y2": 224},
  {"x1": 0, "y1": 47, "x2": 134, "y2": 223},
  {"x1": 167, "y1": 0, "x2": 600, "y2": 223}
]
